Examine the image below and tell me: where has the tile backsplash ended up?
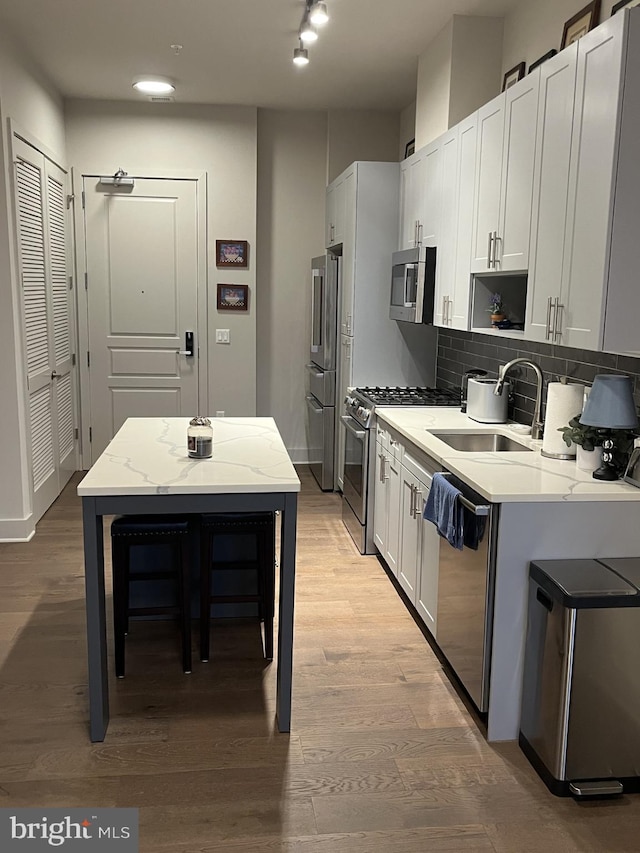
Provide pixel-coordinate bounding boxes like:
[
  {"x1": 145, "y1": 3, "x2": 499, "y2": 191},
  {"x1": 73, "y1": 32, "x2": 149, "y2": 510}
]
[{"x1": 436, "y1": 329, "x2": 640, "y2": 426}]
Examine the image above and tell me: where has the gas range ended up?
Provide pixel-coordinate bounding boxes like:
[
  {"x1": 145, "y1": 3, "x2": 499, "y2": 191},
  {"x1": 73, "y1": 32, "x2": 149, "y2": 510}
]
[{"x1": 345, "y1": 386, "x2": 461, "y2": 428}]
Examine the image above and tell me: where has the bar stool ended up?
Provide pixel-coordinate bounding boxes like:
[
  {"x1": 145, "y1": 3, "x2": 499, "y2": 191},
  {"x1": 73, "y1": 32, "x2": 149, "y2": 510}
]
[
  {"x1": 199, "y1": 513, "x2": 276, "y2": 663},
  {"x1": 111, "y1": 515, "x2": 192, "y2": 677}
]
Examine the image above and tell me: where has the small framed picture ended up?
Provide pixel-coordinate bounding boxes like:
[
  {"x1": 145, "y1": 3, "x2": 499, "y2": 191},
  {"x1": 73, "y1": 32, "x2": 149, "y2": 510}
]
[
  {"x1": 404, "y1": 138, "x2": 416, "y2": 159},
  {"x1": 527, "y1": 49, "x2": 557, "y2": 74},
  {"x1": 216, "y1": 240, "x2": 249, "y2": 268},
  {"x1": 561, "y1": 1, "x2": 601, "y2": 49},
  {"x1": 502, "y1": 61, "x2": 526, "y2": 92},
  {"x1": 612, "y1": 0, "x2": 640, "y2": 13},
  {"x1": 217, "y1": 283, "x2": 248, "y2": 311}
]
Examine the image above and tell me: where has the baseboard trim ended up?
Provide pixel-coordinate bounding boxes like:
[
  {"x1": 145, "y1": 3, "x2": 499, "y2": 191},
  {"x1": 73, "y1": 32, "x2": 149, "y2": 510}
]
[{"x1": 0, "y1": 515, "x2": 36, "y2": 543}]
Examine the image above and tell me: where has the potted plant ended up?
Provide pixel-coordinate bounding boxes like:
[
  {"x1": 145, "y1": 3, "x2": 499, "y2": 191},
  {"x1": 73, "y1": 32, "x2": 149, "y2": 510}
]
[
  {"x1": 487, "y1": 292, "x2": 505, "y2": 324},
  {"x1": 559, "y1": 416, "x2": 637, "y2": 473}
]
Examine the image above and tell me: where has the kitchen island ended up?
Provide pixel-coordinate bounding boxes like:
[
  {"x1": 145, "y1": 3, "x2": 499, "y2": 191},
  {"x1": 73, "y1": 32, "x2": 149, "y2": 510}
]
[
  {"x1": 374, "y1": 407, "x2": 640, "y2": 742},
  {"x1": 78, "y1": 416, "x2": 300, "y2": 742}
]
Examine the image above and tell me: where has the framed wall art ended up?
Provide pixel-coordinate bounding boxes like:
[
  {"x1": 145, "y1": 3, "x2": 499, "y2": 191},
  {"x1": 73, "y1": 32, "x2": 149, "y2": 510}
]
[
  {"x1": 216, "y1": 239, "x2": 249, "y2": 268},
  {"x1": 404, "y1": 138, "x2": 416, "y2": 158},
  {"x1": 612, "y1": 0, "x2": 640, "y2": 14},
  {"x1": 217, "y1": 284, "x2": 249, "y2": 311},
  {"x1": 561, "y1": 1, "x2": 601, "y2": 49},
  {"x1": 502, "y1": 61, "x2": 525, "y2": 91},
  {"x1": 527, "y1": 49, "x2": 557, "y2": 74}
]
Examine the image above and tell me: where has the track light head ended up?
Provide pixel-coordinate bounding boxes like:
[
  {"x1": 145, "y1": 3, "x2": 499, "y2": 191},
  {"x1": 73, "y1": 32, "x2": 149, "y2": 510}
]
[
  {"x1": 293, "y1": 45, "x2": 310, "y2": 66},
  {"x1": 309, "y1": 2, "x2": 329, "y2": 26},
  {"x1": 299, "y1": 16, "x2": 318, "y2": 43}
]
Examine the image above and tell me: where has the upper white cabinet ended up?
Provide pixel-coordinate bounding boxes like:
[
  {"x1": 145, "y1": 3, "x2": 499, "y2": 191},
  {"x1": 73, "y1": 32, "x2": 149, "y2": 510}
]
[
  {"x1": 325, "y1": 166, "x2": 354, "y2": 248},
  {"x1": 398, "y1": 138, "x2": 442, "y2": 250},
  {"x1": 525, "y1": 43, "x2": 579, "y2": 344},
  {"x1": 470, "y1": 72, "x2": 539, "y2": 273},
  {"x1": 526, "y1": 10, "x2": 640, "y2": 353},
  {"x1": 434, "y1": 113, "x2": 478, "y2": 330}
]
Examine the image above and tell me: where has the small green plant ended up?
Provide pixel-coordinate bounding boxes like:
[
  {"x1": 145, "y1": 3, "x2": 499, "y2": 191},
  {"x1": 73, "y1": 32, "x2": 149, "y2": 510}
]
[
  {"x1": 487, "y1": 292, "x2": 503, "y2": 314},
  {"x1": 558, "y1": 416, "x2": 602, "y2": 452}
]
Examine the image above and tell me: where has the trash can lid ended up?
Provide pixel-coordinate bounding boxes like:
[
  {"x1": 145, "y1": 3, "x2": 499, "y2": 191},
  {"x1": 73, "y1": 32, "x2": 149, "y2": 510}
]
[
  {"x1": 529, "y1": 559, "x2": 639, "y2": 608},
  {"x1": 597, "y1": 557, "x2": 640, "y2": 591}
]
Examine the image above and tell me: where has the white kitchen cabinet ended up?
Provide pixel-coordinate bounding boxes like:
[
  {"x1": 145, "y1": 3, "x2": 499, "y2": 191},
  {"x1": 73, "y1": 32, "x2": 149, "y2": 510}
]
[
  {"x1": 398, "y1": 137, "x2": 442, "y2": 251},
  {"x1": 470, "y1": 72, "x2": 539, "y2": 273},
  {"x1": 336, "y1": 334, "x2": 352, "y2": 490},
  {"x1": 398, "y1": 451, "x2": 439, "y2": 636},
  {"x1": 434, "y1": 113, "x2": 477, "y2": 331},
  {"x1": 325, "y1": 166, "x2": 354, "y2": 248},
  {"x1": 373, "y1": 424, "x2": 402, "y2": 576},
  {"x1": 525, "y1": 44, "x2": 579, "y2": 344}
]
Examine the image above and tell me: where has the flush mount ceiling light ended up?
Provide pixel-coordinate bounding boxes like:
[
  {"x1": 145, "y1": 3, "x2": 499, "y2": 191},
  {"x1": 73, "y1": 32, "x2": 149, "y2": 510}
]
[
  {"x1": 132, "y1": 76, "x2": 175, "y2": 95},
  {"x1": 293, "y1": 42, "x2": 310, "y2": 66},
  {"x1": 309, "y1": 2, "x2": 329, "y2": 26}
]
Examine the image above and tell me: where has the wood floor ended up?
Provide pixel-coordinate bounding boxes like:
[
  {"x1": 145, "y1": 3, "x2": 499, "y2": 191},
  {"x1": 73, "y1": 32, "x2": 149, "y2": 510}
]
[{"x1": 1, "y1": 467, "x2": 639, "y2": 852}]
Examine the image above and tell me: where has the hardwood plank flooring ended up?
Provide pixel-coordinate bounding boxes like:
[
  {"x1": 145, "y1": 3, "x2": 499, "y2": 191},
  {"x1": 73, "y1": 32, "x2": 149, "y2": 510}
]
[{"x1": 1, "y1": 467, "x2": 639, "y2": 851}]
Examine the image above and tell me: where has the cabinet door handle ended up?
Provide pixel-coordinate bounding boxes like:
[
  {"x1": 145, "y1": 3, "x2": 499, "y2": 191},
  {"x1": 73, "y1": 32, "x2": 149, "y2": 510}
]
[
  {"x1": 446, "y1": 297, "x2": 452, "y2": 325},
  {"x1": 417, "y1": 221, "x2": 423, "y2": 246},
  {"x1": 492, "y1": 231, "x2": 499, "y2": 267},
  {"x1": 413, "y1": 490, "x2": 423, "y2": 519},
  {"x1": 441, "y1": 296, "x2": 447, "y2": 324},
  {"x1": 487, "y1": 231, "x2": 494, "y2": 268},
  {"x1": 545, "y1": 297, "x2": 554, "y2": 340},
  {"x1": 408, "y1": 483, "x2": 416, "y2": 518},
  {"x1": 553, "y1": 299, "x2": 564, "y2": 342}
]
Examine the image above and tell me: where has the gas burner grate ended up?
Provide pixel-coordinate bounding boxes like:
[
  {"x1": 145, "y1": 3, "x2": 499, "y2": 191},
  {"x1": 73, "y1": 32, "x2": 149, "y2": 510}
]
[{"x1": 355, "y1": 386, "x2": 461, "y2": 407}]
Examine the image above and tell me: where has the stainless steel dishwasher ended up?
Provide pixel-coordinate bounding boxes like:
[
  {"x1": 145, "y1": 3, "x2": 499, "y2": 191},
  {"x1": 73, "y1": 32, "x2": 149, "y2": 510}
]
[{"x1": 434, "y1": 470, "x2": 499, "y2": 713}]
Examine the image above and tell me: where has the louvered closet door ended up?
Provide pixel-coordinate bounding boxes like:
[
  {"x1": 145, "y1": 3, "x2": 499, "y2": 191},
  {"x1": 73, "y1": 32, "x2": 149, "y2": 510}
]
[{"x1": 13, "y1": 137, "x2": 75, "y2": 520}]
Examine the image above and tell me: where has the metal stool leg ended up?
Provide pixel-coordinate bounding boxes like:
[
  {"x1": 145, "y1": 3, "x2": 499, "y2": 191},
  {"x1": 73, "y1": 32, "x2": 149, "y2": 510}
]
[
  {"x1": 112, "y1": 536, "x2": 129, "y2": 678},
  {"x1": 178, "y1": 537, "x2": 192, "y2": 674},
  {"x1": 200, "y1": 528, "x2": 212, "y2": 662}
]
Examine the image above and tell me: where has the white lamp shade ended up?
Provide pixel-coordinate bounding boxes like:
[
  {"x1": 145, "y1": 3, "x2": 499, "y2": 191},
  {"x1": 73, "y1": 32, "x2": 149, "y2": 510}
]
[{"x1": 580, "y1": 375, "x2": 639, "y2": 429}]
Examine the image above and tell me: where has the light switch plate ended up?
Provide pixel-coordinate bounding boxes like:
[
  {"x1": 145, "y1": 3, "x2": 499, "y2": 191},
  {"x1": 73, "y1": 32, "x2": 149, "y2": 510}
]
[{"x1": 215, "y1": 329, "x2": 230, "y2": 344}]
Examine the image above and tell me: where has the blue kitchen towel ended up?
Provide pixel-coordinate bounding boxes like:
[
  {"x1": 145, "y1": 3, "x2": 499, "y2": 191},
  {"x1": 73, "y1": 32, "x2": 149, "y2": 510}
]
[{"x1": 423, "y1": 472, "x2": 464, "y2": 550}]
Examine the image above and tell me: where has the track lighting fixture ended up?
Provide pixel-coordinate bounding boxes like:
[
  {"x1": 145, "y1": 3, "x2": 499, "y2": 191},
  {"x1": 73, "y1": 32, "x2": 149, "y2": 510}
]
[
  {"x1": 309, "y1": 2, "x2": 329, "y2": 26},
  {"x1": 293, "y1": 43, "x2": 310, "y2": 66},
  {"x1": 292, "y1": 1, "x2": 330, "y2": 66}
]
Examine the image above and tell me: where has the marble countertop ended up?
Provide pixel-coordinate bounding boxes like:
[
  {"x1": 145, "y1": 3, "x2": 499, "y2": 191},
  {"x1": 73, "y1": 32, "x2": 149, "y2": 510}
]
[
  {"x1": 77, "y1": 417, "x2": 301, "y2": 496},
  {"x1": 376, "y1": 407, "x2": 640, "y2": 503}
]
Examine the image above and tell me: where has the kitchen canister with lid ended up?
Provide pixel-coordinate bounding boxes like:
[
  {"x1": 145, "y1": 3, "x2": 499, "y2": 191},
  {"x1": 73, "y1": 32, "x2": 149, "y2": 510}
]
[{"x1": 187, "y1": 416, "x2": 213, "y2": 458}]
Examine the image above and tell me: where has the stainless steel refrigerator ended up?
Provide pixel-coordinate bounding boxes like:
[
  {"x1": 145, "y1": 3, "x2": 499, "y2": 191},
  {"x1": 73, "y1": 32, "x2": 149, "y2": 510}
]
[{"x1": 305, "y1": 254, "x2": 338, "y2": 491}]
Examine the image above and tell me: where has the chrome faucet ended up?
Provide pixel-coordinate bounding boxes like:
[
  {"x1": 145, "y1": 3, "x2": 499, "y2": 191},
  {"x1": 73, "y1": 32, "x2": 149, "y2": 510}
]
[{"x1": 494, "y1": 358, "x2": 545, "y2": 440}]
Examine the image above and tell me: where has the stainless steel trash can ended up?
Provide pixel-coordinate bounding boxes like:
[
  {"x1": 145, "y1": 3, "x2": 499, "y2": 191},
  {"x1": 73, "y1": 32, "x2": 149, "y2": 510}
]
[{"x1": 520, "y1": 558, "x2": 640, "y2": 797}]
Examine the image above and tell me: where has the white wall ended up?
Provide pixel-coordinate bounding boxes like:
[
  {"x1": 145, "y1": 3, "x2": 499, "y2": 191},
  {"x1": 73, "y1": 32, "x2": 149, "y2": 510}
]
[
  {"x1": 327, "y1": 110, "x2": 400, "y2": 182},
  {"x1": 256, "y1": 110, "x2": 327, "y2": 460},
  {"x1": 502, "y1": 0, "x2": 616, "y2": 78},
  {"x1": 0, "y1": 31, "x2": 66, "y2": 539},
  {"x1": 449, "y1": 16, "x2": 503, "y2": 127},
  {"x1": 415, "y1": 18, "x2": 453, "y2": 149},
  {"x1": 65, "y1": 99, "x2": 258, "y2": 420}
]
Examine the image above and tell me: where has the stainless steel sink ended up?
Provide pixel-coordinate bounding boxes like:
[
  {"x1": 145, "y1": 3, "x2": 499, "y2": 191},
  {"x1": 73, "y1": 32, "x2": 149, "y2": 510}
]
[{"x1": 429, "y1": 431, "x2": 533, "y2": 452}]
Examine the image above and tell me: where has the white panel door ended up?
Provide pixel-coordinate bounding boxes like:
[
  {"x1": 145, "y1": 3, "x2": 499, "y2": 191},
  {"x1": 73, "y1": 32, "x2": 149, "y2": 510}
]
[
  {"x1": 451, "y1": 112, "x2": 478, "y2": 330},
  {"x1": 470, "y1": 93, "x2": 505, "y2": 272},
  {"x1": 13, "y1": 137, "x2": 76, "y2": 520},
  {"x1": 560, "y1": 23, "x2": 625, "y2": 350},
  {"x1": 398, "y1": 465, "x2": 419, "y2": 602},
  {"x1": 84, "y1": 178, "x2": 199, "y2": 461},
  {"x1": 526, "y1": 44, "x2": 578, "y2": 342},
  {"x1": 434, "y1": 127, "x2": 459, "y2": 327}
]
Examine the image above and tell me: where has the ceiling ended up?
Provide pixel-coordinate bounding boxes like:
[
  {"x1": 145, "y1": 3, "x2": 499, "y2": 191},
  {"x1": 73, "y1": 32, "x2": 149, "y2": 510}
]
[{"x1": 0, "y1": 0, "x2": 521, "y2": 111}]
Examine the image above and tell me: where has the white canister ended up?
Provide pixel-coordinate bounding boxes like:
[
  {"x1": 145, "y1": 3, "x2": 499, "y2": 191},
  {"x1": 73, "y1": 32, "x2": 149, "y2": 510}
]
[
  {"x1": 187, "y1": 417, "x2": 213, "y2": 458},
  {"x1": 576, "y1": 445, "x2": 603, "y2": 473}
]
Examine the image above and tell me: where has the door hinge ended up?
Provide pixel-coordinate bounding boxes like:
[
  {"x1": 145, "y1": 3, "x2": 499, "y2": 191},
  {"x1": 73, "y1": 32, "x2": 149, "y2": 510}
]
[
  {"x1": 81, "y1": 190, "x2": 86, "y2": 209},
  {"x1": 66, "y1": 194, "x2": 75, "y2": 209},
  {"x1": 84, "y1": 272, "x2": 88, "y2": 290},
  {"x1": 71, "y1": 353, "x2": 76, "y2": 366},
  {"x1": 87, "y1": 351, "x2": 90, "y2": 367},
  {"x1": 89, "y1": 427, "x2": 92, "y2": 442},
  {"x1": 74, "y1": 428, "x2": 78, "y2": 439}
]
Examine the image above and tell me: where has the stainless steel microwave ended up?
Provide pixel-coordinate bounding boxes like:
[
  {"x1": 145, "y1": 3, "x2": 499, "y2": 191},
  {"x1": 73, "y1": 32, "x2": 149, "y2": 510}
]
[{"x1": 389, "y1": 246, "x2": 436, "y2": 324}]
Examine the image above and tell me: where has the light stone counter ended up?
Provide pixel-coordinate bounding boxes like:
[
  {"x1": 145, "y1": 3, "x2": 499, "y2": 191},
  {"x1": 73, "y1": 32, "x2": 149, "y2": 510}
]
[
  {"x1": 78, "y1": 417, "x2": 300, "y2": 496},
  {"x1": 375, "y1": 407, "x2": 640, "y2": 503}
]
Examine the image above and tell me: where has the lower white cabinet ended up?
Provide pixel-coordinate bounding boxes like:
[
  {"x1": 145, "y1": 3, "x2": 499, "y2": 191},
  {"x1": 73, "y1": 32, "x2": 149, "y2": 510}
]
[
  {"x1": 374, "y1": 426, "x2": 440, "y2": 636},
  {"x1": 398, "y1": 451, "x2": 440, "y2": 636},
  {"x1": 373, "y1": 425, "x2": 402, "y2": 576}
]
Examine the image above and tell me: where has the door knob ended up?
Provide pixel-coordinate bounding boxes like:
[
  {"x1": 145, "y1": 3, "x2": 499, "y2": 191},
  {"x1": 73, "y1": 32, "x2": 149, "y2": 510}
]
[
  {"x1": 178, "y1": 331, "x2": 194, "y2": 357},
  {"x1": 51, "y1": 370, "x2": 61, "y2": 379}
]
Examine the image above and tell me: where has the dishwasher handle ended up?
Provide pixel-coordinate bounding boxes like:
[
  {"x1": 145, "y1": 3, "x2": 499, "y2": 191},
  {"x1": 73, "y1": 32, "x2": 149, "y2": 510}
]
[{"x1": 440, "y1": 472, "x2": 490, "y2": 516}]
